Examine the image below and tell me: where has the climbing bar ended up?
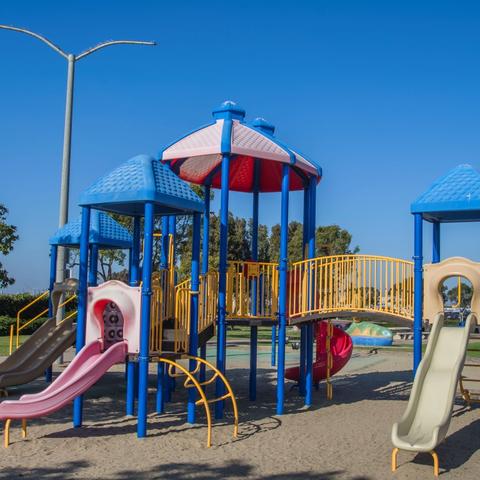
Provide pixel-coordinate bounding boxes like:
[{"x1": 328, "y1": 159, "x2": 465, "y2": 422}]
[{"x1": 3, "y1": 418, "x2": 27, "y2": 448}]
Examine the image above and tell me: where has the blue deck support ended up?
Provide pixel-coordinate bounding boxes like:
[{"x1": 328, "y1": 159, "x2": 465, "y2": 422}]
[
  {"x1": 200, "y1": 184, "x2": 211, "y2": 383},
  {"x1": 305, "y1": 176, "x2": 317, "y2": 407},
  {"x1": 137, "y1": 202, "x2": 155, "y2": 438},
  {"x1": 45, "y1": 245, "x2": 58, "y2": 383},
  {"x1": 156, "y1": 363, "x2": 165, "y2": 414},
  {"x1": 271, "y1": 326, "x2": 276, "y2": 366},
  {"x1": 432, "y1": 221, "x2": 440, "y2": 264},
  {"x1": 249, "y1": 158, "x2": 260, "y2": 401},
  {"x1": 215, "y1": 152, "x2": 231, "y2": 419},
  {"x1": 160, "y1": 216, "x2": 169, "y2": 269},
  {"x1": 188, "y1": 213, "x2": 201, "y2": 423},
  {"x1": 88, "y1": 244, "x2": 99, "y2": 286},
  {"x1": 276, "y1": 164, "x2": 290, "y2": 415},
  {"x1": 126, "y1": 216, "x2": 141, "y2": 416},
  {"x1": 73, "y1": 206, "x2": 91, "y2": 428},
  {"x1": 413, "y1": 213, "x2": 423, "y2": 375},
  {"x1": 168, "y1": 214, "x2": 177, "y2": 395}
]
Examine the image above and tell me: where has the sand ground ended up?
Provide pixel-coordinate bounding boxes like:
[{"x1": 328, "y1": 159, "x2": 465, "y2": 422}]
[{"x1": 0, "y1": 344, "x2": 479, "y2": 480}]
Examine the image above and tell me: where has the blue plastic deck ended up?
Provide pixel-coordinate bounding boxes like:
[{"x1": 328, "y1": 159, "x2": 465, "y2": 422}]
[{"x1": 411, "y1": 164, "x2": 480, "y2": 222}]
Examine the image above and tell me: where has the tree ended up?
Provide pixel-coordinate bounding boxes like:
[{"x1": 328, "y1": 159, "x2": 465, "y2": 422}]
[{"x1": 0, "y1": 204, "x2": 19, "y2": 288}]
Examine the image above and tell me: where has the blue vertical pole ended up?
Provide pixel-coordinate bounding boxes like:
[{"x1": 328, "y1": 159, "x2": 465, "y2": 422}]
[
  {"x1": 160, "y1": 217, "x2": 169, "y2": 270},
  {"x1": 271, "y1": 326, "x2": 276, "y2": 366},
  {"x1": 126, "y1": 216, "x2": 141, "y2": 416},
  {"x1": 305, "y1": 176, "x2": 317, "y2": 407},
  {"x1": 73, "y1": 206, "x2": 91, "y2": 428},
  {"x1": 432, "y1": 221, "x2": 440, "y2": 264},
  {"x1": 188, "y1": 213, "x2": 201, "y2": 423},
  {"x1": 299, "y1": 184, "x2": 310, "y2": 396},
  {"x1": 137, "y1": 202, "x2": 155, "y2": 438},
  {"x1": 215, "y1": 153, "x2": 230, "y2": 419},
  {"x1": 249, "y1": 158, "x2": 260, "y2": 401},
  {"x1": 155, "y1": 363, "x2": 165, "y2": 414},
  {"x1": 88, "y1": 245, "x2": 99, "y2": 286},
  {"x1": 45, "y1": 245, "x2": 58, "y2": 383},
  {"x1": 200, "y1": 185, "x2": 211, "y2": 383},
  {"x1": 413, "y1": 213, "x2": 423, "y2": 375},
  {"x1": 276, "y1": 164, "x2": 290, "y2": 415}
]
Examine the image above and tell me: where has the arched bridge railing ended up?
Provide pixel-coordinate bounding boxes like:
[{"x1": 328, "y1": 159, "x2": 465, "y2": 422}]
[{"x1": 288, "y1": 255, "x2": 414, "y2": 322}]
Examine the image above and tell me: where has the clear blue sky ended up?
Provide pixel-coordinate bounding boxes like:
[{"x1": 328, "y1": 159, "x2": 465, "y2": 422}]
[{"x1": 2, "y1": 0, "x2": 480, "y2": 293}]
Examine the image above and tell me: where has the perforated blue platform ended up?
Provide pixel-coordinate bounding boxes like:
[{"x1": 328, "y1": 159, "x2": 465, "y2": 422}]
[
  {"x1": 50, "y1": 210, "x2": 132, "y2": 249},
  {"x1": 411, "y1": 164, "x2": 480, "y2": 222},
  {"x1": 79, "y1": 154, "x2": 203, "y2": 216}
]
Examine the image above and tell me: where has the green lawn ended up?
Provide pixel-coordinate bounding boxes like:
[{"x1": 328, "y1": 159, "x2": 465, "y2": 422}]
[{"x1": 0, "y1": 335, "x2": 30, "y2": 356}]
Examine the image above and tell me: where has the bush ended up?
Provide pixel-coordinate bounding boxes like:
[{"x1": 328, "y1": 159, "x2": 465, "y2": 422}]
[
  {"x1": 0, "y1": 292, "x2": 76, "y2": 318},
  {"x1": 0, "y1": 316, "x2": 49, "y2": 336}
]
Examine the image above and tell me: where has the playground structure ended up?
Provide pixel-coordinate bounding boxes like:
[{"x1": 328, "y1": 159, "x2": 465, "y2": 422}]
[{"x1": 391, "y1": 164, "x2": 480, "y2": 476}]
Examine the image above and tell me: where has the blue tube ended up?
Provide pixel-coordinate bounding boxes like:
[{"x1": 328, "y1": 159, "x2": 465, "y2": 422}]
[
  {"x1": 137, "y1": 202, "x2": 155, "y2": 438},
  {"x1": 249, "y1": 158, "x2": 260, "y2": 401},
  {"x1": 188, "y1": 213, "x2": 201, "y2": 423},
  {"x1": 305, "y1": 323, "x2": 314, "y2": 406},
  {"x1": 432, "y1": 221, "x2": 440, "y2": 264},
  {"x1": 73, "y1": 206, "x2": 91, "y2": 428},
  {"x1": 129, "y1": 217, "x2": 141, "y2": 286},
  {"x1": 156, "y1": 363, "x2": 165, "y2": 414},
  {"x1": 126, "y1": 360, "x2": 136, "y2": 415},
  {"x1": 215, "y1": 153, "x2": 230, "y2": 419},
  {"x1": 276, "y1": 164, "x2": 290, "y2": 415},
  {"x1": 88, "y1": 244, "x2": 99, "y2": 286},
  {"x1": 413, "y1": 213, "x2": 423, "y2": 375},
  {"x1": 271, "y1": 325, "x2": 277, "y2": 366}
]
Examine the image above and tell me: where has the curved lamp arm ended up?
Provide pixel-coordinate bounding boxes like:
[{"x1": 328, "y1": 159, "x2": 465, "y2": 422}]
[
  {"x1": 0, "y1": 24, "x2": 68, "y2": 59},
  {"x1": 76, "y1": 40, "x2": 156, "y2": 61}
]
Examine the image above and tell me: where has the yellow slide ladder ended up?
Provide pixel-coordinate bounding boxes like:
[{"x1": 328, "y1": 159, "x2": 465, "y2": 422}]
[{"x1": 160, "y1": 355, "x2": 238, "y2": 447}]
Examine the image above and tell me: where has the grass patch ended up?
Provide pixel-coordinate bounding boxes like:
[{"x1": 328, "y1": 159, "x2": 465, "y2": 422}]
[{"x1": 0, "y1": 335, "x2": 30, "y2": 356}]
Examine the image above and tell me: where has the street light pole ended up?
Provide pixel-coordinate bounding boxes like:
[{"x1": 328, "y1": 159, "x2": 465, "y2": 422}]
[{"x1": 0, "y1": 25, "x2": 156, "y2": 284}]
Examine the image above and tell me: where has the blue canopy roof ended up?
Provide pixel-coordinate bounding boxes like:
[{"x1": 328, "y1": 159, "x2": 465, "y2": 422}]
[
  {"x1": 50, "y1": 210, "x2": 132, "y2": 249},
  {"x1": 79, "y1": 154, "x2": 204, "y2": 216},
  {"x1": 411, "y1": 164, "x2": 480, "y2": 222}
]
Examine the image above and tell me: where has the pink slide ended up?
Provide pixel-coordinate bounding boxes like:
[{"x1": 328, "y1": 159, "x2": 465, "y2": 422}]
[
  {"x1": 286, "y1": 322, "x2": 353, "y2": 384},
  {"x1": 0, "y1": 340, "x2": 127, "y2": 420}
]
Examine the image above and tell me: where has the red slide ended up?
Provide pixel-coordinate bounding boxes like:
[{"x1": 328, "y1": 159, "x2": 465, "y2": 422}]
[{"x1": 286, "y1": 322, "x2": 353, "y2": 383}]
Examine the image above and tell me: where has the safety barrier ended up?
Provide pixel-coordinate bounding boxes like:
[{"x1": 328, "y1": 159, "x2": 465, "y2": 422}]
[{"x1": 289, "y1": 255, "x2": 414, "y2": 322}]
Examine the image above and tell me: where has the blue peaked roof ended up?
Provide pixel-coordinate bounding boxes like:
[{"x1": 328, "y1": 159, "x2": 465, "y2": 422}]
[
  {"x1": 50, "y1": 210, "x2": 132, "y2": 249},
  {"x1": 411, "y1": 164, "x2": 480, "y2": 222},
  {"x1": 79, "y1": 154, "x2": 204, "y2": 216}
]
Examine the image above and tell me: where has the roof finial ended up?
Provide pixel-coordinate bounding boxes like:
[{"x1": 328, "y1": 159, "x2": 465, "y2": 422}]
[
  {"x1": 252, "y1": 117, "x2": 275, "y2": 136},
  {"x1": 212, "y1": 100, "x2": 246, "y2": 121}
]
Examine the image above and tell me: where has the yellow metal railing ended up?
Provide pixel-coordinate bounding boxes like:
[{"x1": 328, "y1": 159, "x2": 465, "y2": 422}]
[
  {"x1": 11, "y1": 291, "x2": 77, "y2": 353},
  {"x1": 199, "y1": 271, "x2": 219, "y2": 334},
  {"x1": 289, "y1": 255, "x2": 414, "y2": 321},
  {"x1": 226, "y1": 261, "x2": 278, "y2": 320}
]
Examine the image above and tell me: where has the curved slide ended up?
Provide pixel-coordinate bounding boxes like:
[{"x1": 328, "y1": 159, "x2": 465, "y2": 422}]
[
  {"x1": 0, "y1": 316, "x2": 76, "y2": 389},
  {"x1": 392, "y1": 313, "x2": 473, "y2": 456},
  {"x1": 0, "y1": 340, "x2": 126, "y2": 420},
  {"x1": 286, "y1": 322, "x2": 353, "y2": 383}
]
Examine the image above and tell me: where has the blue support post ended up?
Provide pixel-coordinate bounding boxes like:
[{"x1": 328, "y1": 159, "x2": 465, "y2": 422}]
[
  {"x1": 200, "y1": 184, "x2": 211, "y2": 383},
  {"x1": 156, "y1": 363, "x2": 165, "y2": 414},
  {"x1": 45, "y1": 245, "x2": 58, "y2": 383},
  {"x1": 276, "y1": 164, "x2": 290, "y2": 415},
  {"x1": 88, "y1": 244, "x2": 99, "y2": 287},
  {"x1": 432, "y1": 221, "x2": 440, "y2": 264},
  {"x1": 215, "y1": 153, "x2": 230, "y2": 419},
  {"x1": 188, "y1": 213, "x2": 201, "y2": 423},
  {"x1": 413, "y1": 214, "x2": 423, "y2": 375},
  {"x1": 160, "y1": 216, "x2": 169, "y2": 270},
  {"x1": 73, "y1": 206, "x2": 91, "y2": 428},
  {"x1": 137, "y1": 202, "x2": 155, "y2": 438},
  {"x1": 305, "y1": 177, "x2": 317, "y2": 407},
  {"x1": 271, "y1": 325, "x2": 276, "y2": 366},
  {"x1": 126, "y1": 216, "x2": 141, "y2": 416},
  {"x1": 249, "y1": 158, "x2": 260, "y2": 401}
]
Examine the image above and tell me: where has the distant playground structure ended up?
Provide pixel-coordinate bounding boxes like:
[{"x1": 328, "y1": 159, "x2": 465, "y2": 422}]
[{"x1": 0, "y1": 103, "x2": 478, "y2": 480}]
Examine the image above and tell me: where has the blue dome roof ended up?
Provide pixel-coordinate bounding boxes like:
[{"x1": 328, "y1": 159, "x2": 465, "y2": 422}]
[
  {"x1": 79, "y1": 154, "x2": 203, "y2": 216},
  {"x1": 50, "y1": 210, "x2": 132, "y2": 249},
  {"x1": 411, "y1": 164, "x2": 480, "y2": 222}
]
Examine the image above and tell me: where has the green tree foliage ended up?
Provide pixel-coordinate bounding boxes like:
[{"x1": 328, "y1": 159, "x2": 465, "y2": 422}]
[{"x1": 0, "y1": 205, "x2": 19, "y2": 288}]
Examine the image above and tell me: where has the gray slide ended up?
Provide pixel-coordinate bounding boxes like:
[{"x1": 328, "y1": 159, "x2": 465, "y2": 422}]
[
  {"x1": 0, "y1": 316, "x2": 76, "y2": 389},
  {"x1": 391, "y1": 313, "x2": 474, "y2": 475}
]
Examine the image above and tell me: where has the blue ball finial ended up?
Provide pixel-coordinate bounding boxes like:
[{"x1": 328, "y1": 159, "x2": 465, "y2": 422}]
[
  {"x1": 212, "y1": 100, "x2": 246, "y2": 121},
  {"x1": 252, "y1": 117, "x2": 275, "y2": 136}
]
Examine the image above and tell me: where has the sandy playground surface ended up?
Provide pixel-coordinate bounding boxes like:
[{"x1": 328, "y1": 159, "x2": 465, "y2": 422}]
[{"x1": 0, "y1": 343, "x2": 479, "y2": 480}]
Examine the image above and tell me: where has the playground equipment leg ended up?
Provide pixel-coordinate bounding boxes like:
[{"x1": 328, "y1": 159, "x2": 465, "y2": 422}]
[
  {"x1": 299, "y1": 325, "x2": 306, "y2": 396},
  {"x1": 305, "y1": 323, "x2": 314, "y2": 407},
  {"x1": 45, "y1": 366, "x2": 53, "y2": 383},
  {"x1": 156, "y1": 362, "x2": 165, "y2": 414},
  {"x1": 134, "y1": 362, "x2": 139, "y2": 400},
  {"x1": 199, "y1": 344, "x2": 207, "y2": 383},
  {"x1": 249, "y1": 326, "x2": 258, "y2": 401},
  {"x1": 271, "y1": 326, "x2": 277, "y2": 366},
  {"x1": 413, "y1": 213, "x2": 423, "y2": 375},
  {"x1": 391, "y1": 448, "x2": 398, "y2": 472},
  {"x1": 126, "y1": 360, "x2": 136, "y2": 416}
]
